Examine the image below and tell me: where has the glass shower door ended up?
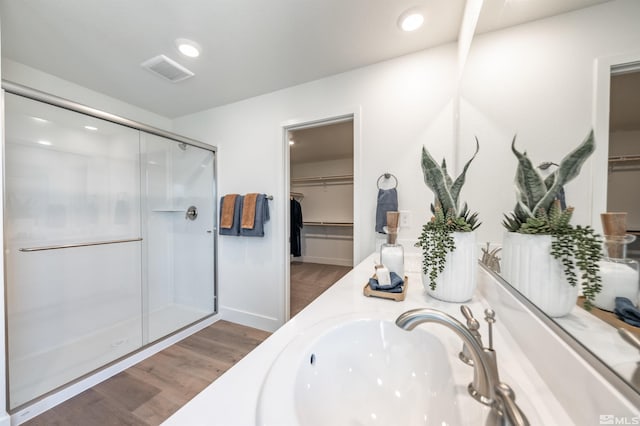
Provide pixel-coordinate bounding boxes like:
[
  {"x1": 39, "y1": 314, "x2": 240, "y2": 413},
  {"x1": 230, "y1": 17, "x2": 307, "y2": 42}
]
[
  {"x1": 141, "y1": 133, "x2": 215, "y2": 342},
  {"x1": 4, "y1": 94, "x2": 143, "y2": 409}
]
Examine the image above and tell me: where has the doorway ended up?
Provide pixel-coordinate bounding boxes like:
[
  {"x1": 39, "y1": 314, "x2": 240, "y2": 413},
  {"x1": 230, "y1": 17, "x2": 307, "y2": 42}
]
[
  {"x1": 607, "y1": 68, "x2": 640, "y2": 261},
  {"x1": 285, "y1": 116, "x2": 354, "y2": 318}
]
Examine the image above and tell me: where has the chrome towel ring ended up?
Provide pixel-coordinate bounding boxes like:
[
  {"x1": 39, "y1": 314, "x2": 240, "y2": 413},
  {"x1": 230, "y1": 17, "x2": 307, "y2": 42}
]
[{"x1": 377, "y1": 173, "x2": 398, "y2": 189}]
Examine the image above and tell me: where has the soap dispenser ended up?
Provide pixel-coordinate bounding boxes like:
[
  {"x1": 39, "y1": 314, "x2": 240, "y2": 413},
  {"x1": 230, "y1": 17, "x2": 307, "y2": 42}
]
[{"x1": 380, "y1": 211, "x2": 404, "y2": 278}]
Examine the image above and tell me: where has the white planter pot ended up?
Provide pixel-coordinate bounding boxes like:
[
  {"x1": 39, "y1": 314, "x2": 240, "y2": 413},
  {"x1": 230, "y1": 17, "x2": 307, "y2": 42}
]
[
  {"x1": 422, "y1": 231, "x2": 477, "y2": 303},
  {"x1": 501, "y1": 232, "x2": 579, "y2": 318}
]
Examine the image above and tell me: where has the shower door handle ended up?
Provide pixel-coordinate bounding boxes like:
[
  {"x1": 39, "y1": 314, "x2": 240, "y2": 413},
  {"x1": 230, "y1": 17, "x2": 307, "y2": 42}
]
[
  {"x1": 19, "y1": 237, "x2": 143, "y2": 252},
  {"x1": 186, "y1": 205, "x2": 198, "y2": 220}
]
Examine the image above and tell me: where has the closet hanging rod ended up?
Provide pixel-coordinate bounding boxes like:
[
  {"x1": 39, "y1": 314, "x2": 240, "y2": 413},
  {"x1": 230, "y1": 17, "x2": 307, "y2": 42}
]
[
  {"x1": 19, "y1": 237, "x2": 143, "y2": 252},
  {"x1": 304, "y1": 221, "x2": 353, "y2": 227},
  {"x1": 608, "y1": 155, "x2": 640, "y2": 163},
  {"x1": 290, "y1": 174, "x2": 353, "y2": 183}
]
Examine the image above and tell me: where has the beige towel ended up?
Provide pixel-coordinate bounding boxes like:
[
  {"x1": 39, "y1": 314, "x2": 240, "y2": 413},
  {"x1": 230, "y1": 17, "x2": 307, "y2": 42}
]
[
  {"x1": 220, "y1": 194, "x2": 238, "y2": 229},
  {"x1": 242, "y1": 193, "x2": 259, "y2": 229}
]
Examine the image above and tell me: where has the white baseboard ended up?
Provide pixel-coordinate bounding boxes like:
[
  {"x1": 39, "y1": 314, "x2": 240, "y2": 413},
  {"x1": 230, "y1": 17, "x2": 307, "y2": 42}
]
[
  {"x1": 220, "y1": 306, "x2": 282, "y2": 332},
  {"x1": 299, "y1": 255, "x2": 353, "y2": 267},
  {"x1": 11, "y1": 314, "x2": 220, "y2": 425}
]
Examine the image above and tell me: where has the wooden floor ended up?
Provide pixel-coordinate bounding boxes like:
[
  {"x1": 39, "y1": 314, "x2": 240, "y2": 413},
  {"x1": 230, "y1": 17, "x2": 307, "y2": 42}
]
[
  {"x1": 24, "y1": 321, "x2": 270, "y2": 426},
  {"x1": 290, "y1": 262, "x2": 352, "y2": 317},
  {"x1": 23, "y1": 262, "x2": 350, "y2": 425}
]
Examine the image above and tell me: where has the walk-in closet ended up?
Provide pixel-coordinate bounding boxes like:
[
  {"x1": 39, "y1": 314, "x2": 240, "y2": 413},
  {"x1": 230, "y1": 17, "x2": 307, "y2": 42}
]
[
  {"x1": 607, "y1": 70, "x2": 640, "y2": 261},
  {"x1": 288, "y1": 119, "x2": 354, "y2": 315}
]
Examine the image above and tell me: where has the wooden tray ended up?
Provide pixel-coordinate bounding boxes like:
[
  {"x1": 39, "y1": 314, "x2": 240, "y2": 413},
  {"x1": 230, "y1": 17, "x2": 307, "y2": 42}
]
[
  {"x1": 363, "y1": 276, "x2": 408, "y2": 301},
  {"x1": 577, "y1": 296, "x2": 640, "y2": 337}
]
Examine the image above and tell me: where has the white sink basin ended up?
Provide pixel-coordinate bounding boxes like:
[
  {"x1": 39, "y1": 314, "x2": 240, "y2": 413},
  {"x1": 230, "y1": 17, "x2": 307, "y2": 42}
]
[{"x1": 257, "y1": 313, "x2": 462, "y2": 426}]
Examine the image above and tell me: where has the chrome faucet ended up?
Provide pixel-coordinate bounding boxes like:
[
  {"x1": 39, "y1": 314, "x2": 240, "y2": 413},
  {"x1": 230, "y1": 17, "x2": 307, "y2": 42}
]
[
  {"x1": 459, "y1": 305, "x2": 483, "y2": 366},
  {"x1": 396, "y1": 307, "x2": 529, "y2": 426}
]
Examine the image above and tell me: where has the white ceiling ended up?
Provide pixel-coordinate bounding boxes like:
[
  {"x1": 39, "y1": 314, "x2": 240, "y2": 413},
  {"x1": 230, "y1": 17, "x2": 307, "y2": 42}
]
[
  {"x1": 289, "y1": 120, "x2": 353, "y2": 164},
  {"x1": 0, "y1": 0, "x2": 611, "y2": 119}
]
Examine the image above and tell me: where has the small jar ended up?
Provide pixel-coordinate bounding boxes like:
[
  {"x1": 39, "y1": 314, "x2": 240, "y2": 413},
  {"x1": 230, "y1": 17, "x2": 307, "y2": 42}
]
[
  {"x1": 593, "y1": 234, "x2": 639, "y2": 312},
  {"x1": 380, "y1": 231, "x2": 404, "y2": 278}
]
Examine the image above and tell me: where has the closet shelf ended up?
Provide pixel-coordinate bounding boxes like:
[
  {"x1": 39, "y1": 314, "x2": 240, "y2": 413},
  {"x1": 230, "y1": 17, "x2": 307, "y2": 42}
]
[
  {"x1": 304, "y1": 221, "x2": 353, "y2": 227},
  {"x1": 608, "y1": 155, "x2": 640, "y2": 163},
  {"x1": 291, "y1": 174, "x2": 353, "y2": 184}
]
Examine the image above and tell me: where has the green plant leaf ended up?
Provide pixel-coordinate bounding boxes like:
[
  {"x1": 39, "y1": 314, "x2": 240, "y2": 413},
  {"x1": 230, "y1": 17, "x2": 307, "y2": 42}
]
[
  {"x1": 441, "y1": 158, "x2": 453, "y2": 190},
  {"x1": 515, "y1": 200, "x2": 533, "y2": 223},
  {"x1": 421, "y1": 146, "x2": 456, "y2": 213},
  {"x1": 512, "y1": 136, "x2": 547, "y2": 211},
  {"x1": 531, "y1": 130, "x2": 595, "y2": 214},
  {"x1": 543, "y1": 171, "x2": 556, "y2": 189},
  {"x1": 450, "y1": 138, "x2": 480, "y2": 209}
]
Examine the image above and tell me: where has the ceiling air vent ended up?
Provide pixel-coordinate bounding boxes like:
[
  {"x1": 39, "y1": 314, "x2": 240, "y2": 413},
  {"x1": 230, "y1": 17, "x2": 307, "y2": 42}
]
[{"x1": 140, "y1": 54, "x2": 194, "y2": 83}]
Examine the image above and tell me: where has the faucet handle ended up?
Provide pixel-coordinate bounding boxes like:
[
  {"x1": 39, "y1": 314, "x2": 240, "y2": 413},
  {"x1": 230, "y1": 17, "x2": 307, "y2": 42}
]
[
  {"x1": 493, "y1": 383, "x2": 530, "y2": 426},
  {"x1": 460, "y1": 306, "x2": 481, "y2": 332},
  {"x1": 459, "y1": 305, "x2": 482, "y2": 366},
  {"x1": 460, "y1": 305, "x2": 475, "y2": 324},
  {"x1": 484, "y1": 308, "x2": 496, "y2": 350}
]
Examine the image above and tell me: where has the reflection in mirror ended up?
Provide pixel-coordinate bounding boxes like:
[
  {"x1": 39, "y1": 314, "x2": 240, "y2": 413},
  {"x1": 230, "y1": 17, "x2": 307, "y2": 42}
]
[
  {"x1": 463, "y1": 1, "x2": 640, "y2": 405},
  {"x1": 480, "y1": 60, "x2": 640, "y2": 398}
]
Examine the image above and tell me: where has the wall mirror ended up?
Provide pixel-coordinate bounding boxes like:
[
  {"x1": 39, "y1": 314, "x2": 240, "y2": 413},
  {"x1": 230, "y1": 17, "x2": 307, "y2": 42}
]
[{"x1": 471, "y1": 49, "x2": 640, "y2": 404}]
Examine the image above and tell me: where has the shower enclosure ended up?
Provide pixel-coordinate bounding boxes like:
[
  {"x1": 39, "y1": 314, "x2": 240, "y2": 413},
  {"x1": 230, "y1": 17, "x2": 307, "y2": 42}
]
[{"x1": 3, "y1": 88, "x2": 216, "y2": 410}]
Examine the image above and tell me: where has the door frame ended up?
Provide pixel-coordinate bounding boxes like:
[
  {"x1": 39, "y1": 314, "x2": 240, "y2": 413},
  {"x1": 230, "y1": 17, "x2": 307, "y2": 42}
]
[
  {"x1": 281, "y1": 107, "x2": 361, "y2": 321},
  {"x1": 592, "y1": 51, "x2": 640, "y2": 231}
]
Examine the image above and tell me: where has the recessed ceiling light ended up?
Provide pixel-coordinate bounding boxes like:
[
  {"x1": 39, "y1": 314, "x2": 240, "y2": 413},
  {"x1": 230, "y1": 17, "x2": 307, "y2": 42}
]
[
  {"x1": 84, "y1": 125, "x2": 98, "y2": 131},
  {"x1": 176, "y1": 38, "x2": 201, "y2": 58},
  {"x1": 399, "y1": 10, "x2": 424, "y2": 32},
  {"x1": 37, "y1": 140, "x2": 52, "y2": 146},
  {"x1": 289, "y1": 140, "x2": 295, "y2": 146}
]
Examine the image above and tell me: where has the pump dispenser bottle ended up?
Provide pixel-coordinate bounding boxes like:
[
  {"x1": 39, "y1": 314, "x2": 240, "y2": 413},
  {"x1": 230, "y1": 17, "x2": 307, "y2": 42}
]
[{"x1": 380, "y1": 211, "x2": 404, "y2": 278}]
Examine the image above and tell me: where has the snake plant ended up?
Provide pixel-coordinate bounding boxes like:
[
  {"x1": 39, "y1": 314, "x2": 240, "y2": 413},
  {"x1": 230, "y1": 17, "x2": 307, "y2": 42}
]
[
  {"x1": 503, "y1": 130, "x2": 595, "y2": 232},
  {"x1": 502, "y1": 130, "x2": 602, "y2": 309},
  {"x1": 416, "y1": 139, "x2": 481, "y2": 290}
]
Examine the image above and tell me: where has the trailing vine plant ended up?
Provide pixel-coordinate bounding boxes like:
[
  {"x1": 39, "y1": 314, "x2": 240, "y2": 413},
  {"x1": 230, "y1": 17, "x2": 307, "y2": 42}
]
[
  {"x1": 417, "y1": 202, "x2": 479, "y2": 290},
  {"x1": 416, "y1": 140, "x2": 481, "y2": 290},
  {"x1": 502, "y1": 130, "x2": 602, "y2": 309}
]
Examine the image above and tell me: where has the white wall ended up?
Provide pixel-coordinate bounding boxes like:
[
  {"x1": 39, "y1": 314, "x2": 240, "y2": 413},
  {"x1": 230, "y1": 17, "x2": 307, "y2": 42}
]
[
  {"x1": 460, "y1": 0, "x2": 640, "y2": 244},
  {"x1": 173, "y1": 0, "x2": 640, "y2": 332},
  {"x1": 173, "y1": 43, "x2": 459, "y2": 330}
]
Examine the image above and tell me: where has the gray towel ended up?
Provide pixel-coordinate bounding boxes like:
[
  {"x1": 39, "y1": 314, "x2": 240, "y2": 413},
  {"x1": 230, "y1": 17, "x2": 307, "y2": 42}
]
[
  {"x1": 240, "y1": 194, "x2": 270, "y2": 237},
  {"x1": 368, "y1": 272, "x2": 404, "y2": 293},
  {"x1": 219, "y1": 195, "x2": 243, "y2": 236},
  {"x1": 375, "y1": 188, "x2": 398, "y2": 233},
  {"x1": 615, "y1": 297, "x2": 640, "y2": 327}
]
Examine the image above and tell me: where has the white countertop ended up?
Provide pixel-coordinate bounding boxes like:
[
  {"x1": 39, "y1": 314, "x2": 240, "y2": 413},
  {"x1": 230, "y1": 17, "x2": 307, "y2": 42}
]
[
  {"x1": 555, "y1": 302, "x2": 640, "y2": 389},
  {"x1": 163, "y1": 254, "x2": 574, "y2": 425}
]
